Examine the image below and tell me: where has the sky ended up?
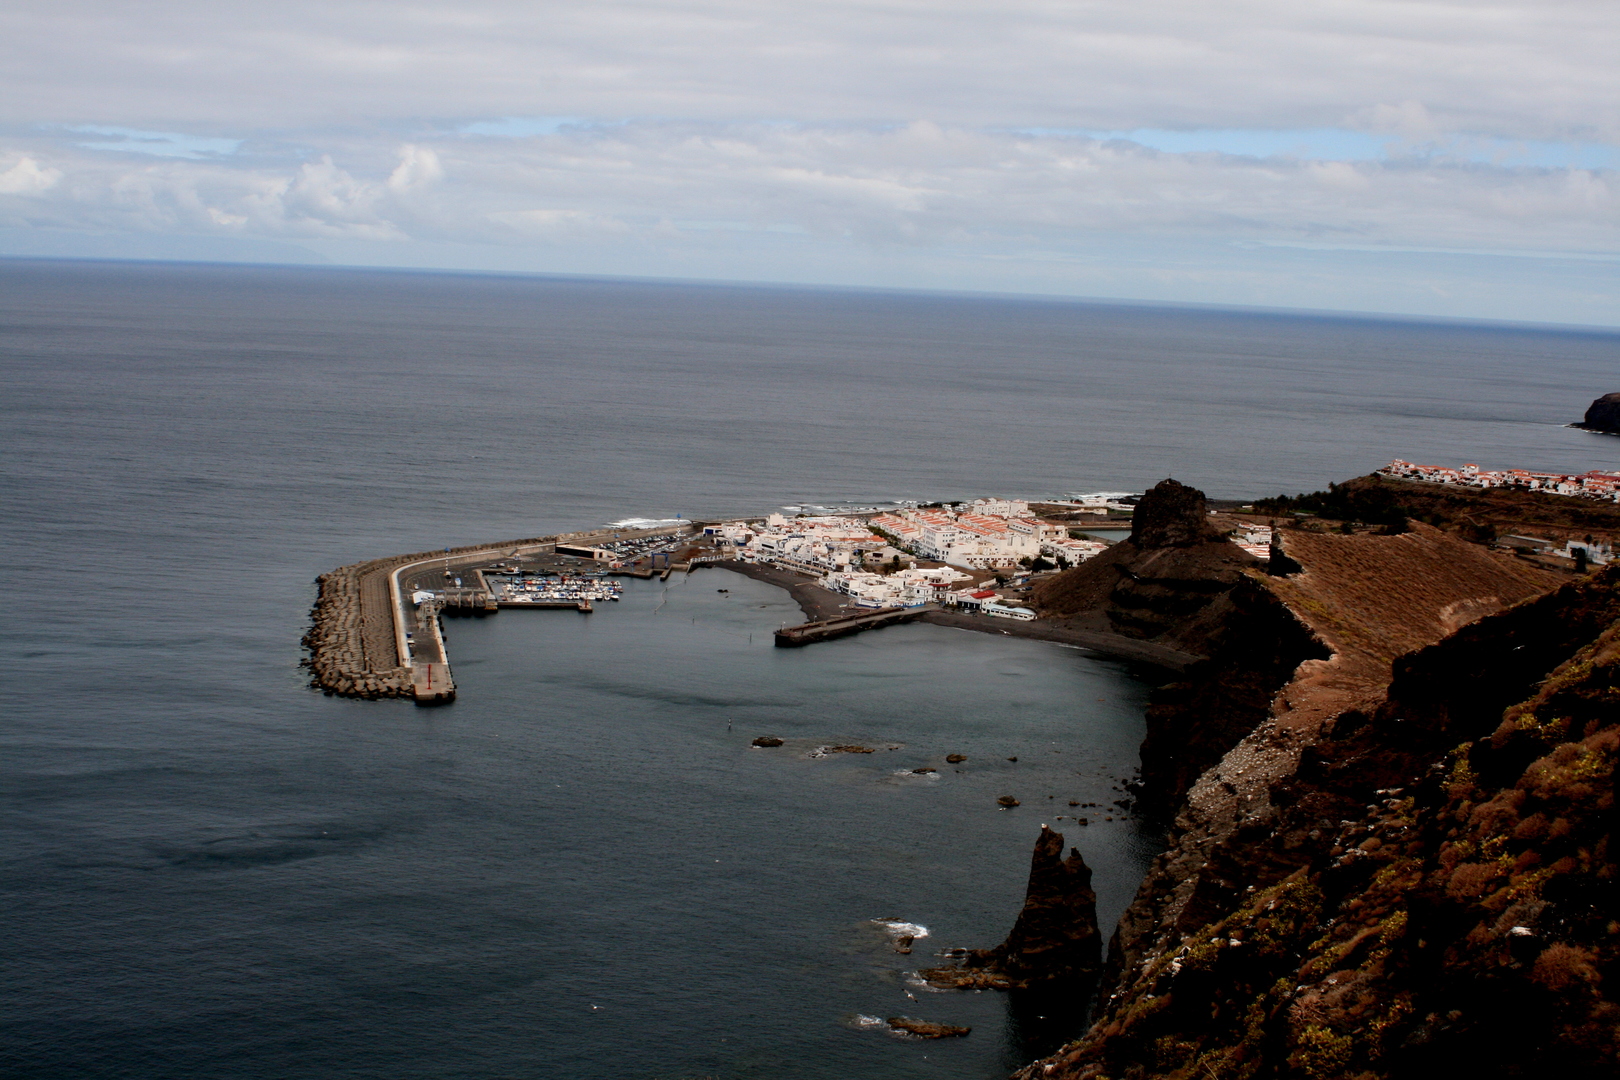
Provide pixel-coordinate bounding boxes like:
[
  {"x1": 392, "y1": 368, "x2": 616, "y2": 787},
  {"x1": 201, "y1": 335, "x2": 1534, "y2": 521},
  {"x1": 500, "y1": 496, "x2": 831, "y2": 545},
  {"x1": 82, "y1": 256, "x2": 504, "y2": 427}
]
[{"x1": 1, "y1": 1, "x2": 1617, "y2": 325}]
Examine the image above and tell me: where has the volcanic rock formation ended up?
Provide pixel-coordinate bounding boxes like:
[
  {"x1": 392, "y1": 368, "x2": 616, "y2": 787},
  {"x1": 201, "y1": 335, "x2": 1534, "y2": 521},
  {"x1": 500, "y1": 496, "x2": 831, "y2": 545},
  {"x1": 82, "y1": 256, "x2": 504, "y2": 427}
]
[
  {"x1": 1018, "y1": 565, "x2": 1620, "y2": 1080},
  {"x1": 1130, "y1": 477, "x2": 1228, "y2": 548},
  {"x1": 1577, "y1": 391, "x2": 1620, "y2": 434},
  {"x1": 923, "y1": 825, "x2": 1102, "y2": 991}
]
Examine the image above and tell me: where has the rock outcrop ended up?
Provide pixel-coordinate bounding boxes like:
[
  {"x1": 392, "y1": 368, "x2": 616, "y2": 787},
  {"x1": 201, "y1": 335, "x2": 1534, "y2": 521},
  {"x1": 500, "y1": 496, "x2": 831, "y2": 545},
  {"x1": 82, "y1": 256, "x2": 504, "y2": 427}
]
[
  {"x1": 887, "y1": 1017, "x2": 971, "y2": 1038},
  {"x1": 924, "y1": 826, "x2": 1101, "y2": 991},
  {"x1": 1018, "y1": 566, "x2": 1620, "y2": 1080},
  {"x1": 1577, "y1": 391, "x2": 1620, "y2": 434},
  {"x1": 1035, "y1": 479, "x2": 1330, "y2": 818},
  {"x1": 1034, "y1": 479, "x2": 1266, "y2": 653},
  {"x1": 1130, "y1": 478, "x2": 1228, "y2": 549}
]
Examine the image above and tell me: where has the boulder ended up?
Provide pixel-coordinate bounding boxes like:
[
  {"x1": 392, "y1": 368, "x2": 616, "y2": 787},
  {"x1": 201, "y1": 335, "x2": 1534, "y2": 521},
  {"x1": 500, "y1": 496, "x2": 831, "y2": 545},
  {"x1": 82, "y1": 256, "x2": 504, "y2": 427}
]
[
  {"x1": 997, "y1": 795, "x2": 1021, "y2": 808},
  {"x1": 946, "y1": 753, "x2": 967, "y2": 764},
  {"x1": 751, "y1": 736, "x2": 784, "y2": 747}
]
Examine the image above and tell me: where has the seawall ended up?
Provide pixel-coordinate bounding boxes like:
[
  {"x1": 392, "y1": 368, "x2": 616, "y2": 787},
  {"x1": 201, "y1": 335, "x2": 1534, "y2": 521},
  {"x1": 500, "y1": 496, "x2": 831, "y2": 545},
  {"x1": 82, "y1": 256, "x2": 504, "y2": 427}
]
[{"x1": 303, "y1": 525, "x2": 688, "y2": 703}]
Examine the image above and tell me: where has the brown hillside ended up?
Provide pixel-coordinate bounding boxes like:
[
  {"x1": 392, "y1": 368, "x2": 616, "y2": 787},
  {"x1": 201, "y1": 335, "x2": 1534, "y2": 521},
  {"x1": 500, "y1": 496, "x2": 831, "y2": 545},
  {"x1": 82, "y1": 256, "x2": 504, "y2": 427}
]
[
  {"x1": 1266, "y1": 522, "x2": 1562, "y2": 688},
  {"x1": 1022, "y1": 566, "x2": 1620, "y2": 1080}
]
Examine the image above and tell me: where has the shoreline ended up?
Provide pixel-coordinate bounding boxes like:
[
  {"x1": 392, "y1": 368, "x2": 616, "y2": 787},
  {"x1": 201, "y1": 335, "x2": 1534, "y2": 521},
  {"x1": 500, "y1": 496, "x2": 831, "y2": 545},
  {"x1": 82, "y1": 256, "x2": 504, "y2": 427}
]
[
  {"x1": 713, "y1": 560, "x2": 1198, "y2": 673},
  {"x1": 305, "y1": 526, "x2": 1197, "y2": 704}
]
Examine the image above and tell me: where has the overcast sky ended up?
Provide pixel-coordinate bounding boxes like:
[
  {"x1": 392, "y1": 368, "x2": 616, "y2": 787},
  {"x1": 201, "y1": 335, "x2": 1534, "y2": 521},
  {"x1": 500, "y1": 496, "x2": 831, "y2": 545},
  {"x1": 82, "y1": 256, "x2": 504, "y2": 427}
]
[{"x1": 2, "y1": 1, "x2": 1616, "y2": 324}]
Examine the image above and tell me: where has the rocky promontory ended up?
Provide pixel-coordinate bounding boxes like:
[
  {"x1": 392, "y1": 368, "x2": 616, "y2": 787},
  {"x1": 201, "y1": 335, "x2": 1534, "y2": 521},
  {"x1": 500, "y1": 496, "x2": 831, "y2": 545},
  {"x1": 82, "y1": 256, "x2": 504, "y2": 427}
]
[
  {"x1": 991, "y1": 475, "x2": 1620, "y2": 1079},
  {"x1": 1576, "y1": 391, "x2": 1620, "y2": 434},
  {"x1": 1020, "y1": 565, "x2": 1620, "y2": 1080},
  {"x1": 1034, "y1": 478, "x2": 1329, "y2": 818}
]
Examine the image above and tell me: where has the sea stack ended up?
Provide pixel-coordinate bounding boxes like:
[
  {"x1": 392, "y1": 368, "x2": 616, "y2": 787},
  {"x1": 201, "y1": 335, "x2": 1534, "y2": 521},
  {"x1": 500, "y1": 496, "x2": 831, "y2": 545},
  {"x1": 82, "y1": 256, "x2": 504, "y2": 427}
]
[
  {"x1": 1576, "y1": 392, "x2": 1620, "y2": 434},
  {"x1": 922, "y1": 826, "x2": 1102, "y2": 990}
]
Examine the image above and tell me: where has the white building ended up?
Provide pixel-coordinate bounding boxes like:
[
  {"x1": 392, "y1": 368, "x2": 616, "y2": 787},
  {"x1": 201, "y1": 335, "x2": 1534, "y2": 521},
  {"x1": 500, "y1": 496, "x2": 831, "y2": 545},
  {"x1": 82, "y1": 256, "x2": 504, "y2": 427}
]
[{"x1": 982, "y1": 601, "x2": 1036, "y2": 621}]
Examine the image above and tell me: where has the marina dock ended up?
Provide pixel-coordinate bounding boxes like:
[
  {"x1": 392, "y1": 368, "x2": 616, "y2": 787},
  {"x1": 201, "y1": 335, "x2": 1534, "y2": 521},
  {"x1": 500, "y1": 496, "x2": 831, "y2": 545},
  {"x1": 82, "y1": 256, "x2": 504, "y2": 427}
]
[{"x1": 773, "y1": 604, "x2": 937, "y2": 647}]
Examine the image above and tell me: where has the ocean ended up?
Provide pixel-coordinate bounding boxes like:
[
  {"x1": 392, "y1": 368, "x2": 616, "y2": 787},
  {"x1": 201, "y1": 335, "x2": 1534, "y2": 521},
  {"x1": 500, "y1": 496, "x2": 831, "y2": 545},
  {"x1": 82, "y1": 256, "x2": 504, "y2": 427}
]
[{"x1": 2, "y1": 258, "x2": 1616, "y2": 1079}]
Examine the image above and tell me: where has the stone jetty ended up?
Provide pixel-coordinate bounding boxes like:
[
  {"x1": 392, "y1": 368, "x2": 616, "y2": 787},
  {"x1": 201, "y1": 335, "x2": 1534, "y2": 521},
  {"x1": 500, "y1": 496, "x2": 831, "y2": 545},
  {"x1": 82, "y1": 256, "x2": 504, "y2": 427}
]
[
  {"x1": 303, "y1": 525, "x2": 691, "y2": 705},
  {"x1": 772, "y1": 604, "x2": 936, "y2": 647}
]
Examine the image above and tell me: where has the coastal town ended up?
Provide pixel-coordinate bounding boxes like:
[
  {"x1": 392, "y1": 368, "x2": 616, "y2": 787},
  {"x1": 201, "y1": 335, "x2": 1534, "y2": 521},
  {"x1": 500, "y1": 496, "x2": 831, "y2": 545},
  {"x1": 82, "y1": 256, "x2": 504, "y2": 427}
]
[
  {"x1": 1379, "y1": 458, "x2": 1620, "y2": 502},
  {"x1": 702, "y1": 497, "x2": 1125, "y2": 620},
  {"x1": 311, "y1": 451, "x2": 1620, "y2": 704}
]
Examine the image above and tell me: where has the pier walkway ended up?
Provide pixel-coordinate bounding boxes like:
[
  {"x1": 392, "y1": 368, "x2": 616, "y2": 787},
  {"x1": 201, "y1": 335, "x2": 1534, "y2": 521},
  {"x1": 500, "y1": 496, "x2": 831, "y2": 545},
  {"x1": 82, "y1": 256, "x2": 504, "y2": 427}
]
[{"x1": 774, "y1": 604, "x2": 938, "y2": 647}]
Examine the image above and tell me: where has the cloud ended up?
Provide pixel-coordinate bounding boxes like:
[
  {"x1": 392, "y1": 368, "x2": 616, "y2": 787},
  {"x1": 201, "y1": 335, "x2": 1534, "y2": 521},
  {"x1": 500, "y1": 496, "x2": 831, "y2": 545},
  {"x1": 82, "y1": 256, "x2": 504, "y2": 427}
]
[
  {"x1": 2, "y1": 2, "x2": 1617, "y2": 141},
  {"x1": 0, "y1": 156, "x2": 60, "y2": 195},
  {"x1": 1, "y1": 124, "x2": 1613, "y2": 257},
  {"x1": 0, "y1": 2, "x2": 1616, "y2": 319},
  {"x1": 66, "y1": 126, "x2": 242, "y2": 159},
  {"x1": 387, "y1": 144, "x2": 443, "y2": 192}
]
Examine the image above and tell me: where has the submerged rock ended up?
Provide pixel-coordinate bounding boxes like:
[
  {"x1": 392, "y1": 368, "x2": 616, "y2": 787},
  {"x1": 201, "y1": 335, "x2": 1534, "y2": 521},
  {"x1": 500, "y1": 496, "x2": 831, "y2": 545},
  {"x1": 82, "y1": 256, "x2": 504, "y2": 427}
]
[
  {"x1": 946, "y1": 753, "x2": 967, "y2": 764},
  {"x1": 751, "y1": 736, "x2": 784, "y2": 747}
]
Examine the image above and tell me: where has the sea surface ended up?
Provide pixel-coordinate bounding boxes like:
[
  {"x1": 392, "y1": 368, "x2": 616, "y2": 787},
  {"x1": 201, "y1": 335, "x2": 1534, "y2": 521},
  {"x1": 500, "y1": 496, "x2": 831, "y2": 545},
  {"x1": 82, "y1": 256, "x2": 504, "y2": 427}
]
[{"x1": 3, "y1": 259, "x2": 1617, "y2": 1079}]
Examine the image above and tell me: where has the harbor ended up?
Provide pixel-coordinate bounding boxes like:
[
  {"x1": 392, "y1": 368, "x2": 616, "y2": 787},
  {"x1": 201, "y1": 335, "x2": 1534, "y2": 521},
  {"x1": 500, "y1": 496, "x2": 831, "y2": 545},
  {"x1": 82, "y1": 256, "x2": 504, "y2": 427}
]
[
  {"x1": 303, "y1": 524, "x2": 701, "y2": 706},
  {"x1": 304, "y1": 501, "x2": 1134, "y2": 705},
  {"x1": 487, "y1": 571, "x2": 624, "y2": 610}
]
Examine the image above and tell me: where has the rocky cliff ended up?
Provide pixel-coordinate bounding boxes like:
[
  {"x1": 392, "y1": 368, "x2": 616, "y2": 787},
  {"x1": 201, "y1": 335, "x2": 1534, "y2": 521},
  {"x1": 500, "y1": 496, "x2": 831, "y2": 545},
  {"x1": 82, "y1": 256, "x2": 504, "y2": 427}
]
[
  {"x1": 997, "y1": 474, "x2": 1618, "y2": 1078},
  {"x1": 1577, "y1": 392, "x2": 1620, "y2": 434},
  {"x1": 1034, "y1": 479, "x2": 1328, "y2": 819},
  {"x1": 1019, "y1": 565, "x2": 1620, "y2": 1080}
]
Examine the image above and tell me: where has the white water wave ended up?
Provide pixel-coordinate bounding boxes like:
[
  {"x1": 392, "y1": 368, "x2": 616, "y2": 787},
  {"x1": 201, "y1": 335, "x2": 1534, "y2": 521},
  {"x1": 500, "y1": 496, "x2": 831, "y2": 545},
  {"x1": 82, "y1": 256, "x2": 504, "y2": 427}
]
[{"x1": 605, "y1": 517, "x2": 686, "y2": 529}]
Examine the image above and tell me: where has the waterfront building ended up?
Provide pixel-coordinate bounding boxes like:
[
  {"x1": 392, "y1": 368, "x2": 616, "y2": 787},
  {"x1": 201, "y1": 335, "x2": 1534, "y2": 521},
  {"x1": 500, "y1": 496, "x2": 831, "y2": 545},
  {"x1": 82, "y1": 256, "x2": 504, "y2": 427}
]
[
  {"x1": 982, "y1": 601, "x2": 1037, "y2": 621},
  {"x1": 1380, "y1": 460, "x2": 1620, "y2": 503}
]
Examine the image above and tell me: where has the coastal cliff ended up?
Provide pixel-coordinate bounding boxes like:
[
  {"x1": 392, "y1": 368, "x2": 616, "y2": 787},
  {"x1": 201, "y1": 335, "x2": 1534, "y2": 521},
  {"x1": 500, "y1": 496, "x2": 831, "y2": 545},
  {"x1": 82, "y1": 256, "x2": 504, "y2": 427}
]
[
  {"x1": 1577, "y1": 391, "x2": 1620, "y2": 434},
  {"x1": 1034, "y1": 479, "x2": 1329, "y2": 819},
  {"x1": 1020, "y1": 565, "x2": 1620, "y2": 1080},
  {"x1": 994, "y1": 476, "x2": 1620, "y2": 1078}
]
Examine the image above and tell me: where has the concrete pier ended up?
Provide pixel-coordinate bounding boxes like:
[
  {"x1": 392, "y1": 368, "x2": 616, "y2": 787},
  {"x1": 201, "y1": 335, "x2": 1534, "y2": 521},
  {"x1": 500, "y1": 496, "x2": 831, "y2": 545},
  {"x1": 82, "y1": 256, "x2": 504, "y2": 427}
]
[
  {"x1": 412, "y1": 662, "x2": 455, "y2": 704},
  {"x1": 773, "y1": 605, "x2": 936, "y2": 647},
  {"x1": 304, "y1": 523, "x2": 696, "y2": 704}
]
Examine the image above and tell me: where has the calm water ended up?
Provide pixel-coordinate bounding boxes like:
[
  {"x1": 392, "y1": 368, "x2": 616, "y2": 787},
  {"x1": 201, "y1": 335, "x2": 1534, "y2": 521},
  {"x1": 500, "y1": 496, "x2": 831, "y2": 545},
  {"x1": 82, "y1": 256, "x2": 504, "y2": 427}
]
[{"x1": 3, "y1": 259, "x2": 1617, "y2": 1079}]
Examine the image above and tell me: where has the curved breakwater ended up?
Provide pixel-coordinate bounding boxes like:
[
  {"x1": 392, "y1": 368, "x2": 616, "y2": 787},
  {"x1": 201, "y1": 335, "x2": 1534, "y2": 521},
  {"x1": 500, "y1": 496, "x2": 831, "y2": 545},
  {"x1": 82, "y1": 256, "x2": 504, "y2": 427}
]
[{"x1": 301, "y1": 525, "x2": 690, "y2": 702}]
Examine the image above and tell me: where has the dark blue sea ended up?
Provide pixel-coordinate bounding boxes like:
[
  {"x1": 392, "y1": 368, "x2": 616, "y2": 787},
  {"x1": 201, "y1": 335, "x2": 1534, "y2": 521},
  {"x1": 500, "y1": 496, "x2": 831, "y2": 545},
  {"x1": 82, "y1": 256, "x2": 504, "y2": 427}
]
[{"x1": 3, "y1": 259, "x2": 1617, "y2": 1079}]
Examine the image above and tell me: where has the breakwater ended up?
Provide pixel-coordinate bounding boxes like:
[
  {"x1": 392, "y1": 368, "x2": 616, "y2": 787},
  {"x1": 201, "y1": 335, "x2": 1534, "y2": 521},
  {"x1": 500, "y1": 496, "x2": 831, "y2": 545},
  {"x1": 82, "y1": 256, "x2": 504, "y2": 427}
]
[
  {"x1": 303, "y1": 525, "x2": 689, "y2": 703},
  {"x1": 773, "y1": 605, "x2": 936, "y2": 647}
]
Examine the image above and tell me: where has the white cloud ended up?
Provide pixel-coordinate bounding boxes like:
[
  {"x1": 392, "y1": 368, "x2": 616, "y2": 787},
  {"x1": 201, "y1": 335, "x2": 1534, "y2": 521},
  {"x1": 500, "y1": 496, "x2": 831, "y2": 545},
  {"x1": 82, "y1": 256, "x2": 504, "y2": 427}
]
[
  {"x1": 387, "y1": 144, "x2": 443, "y2": 192},
  {"x1": 2, "y1": 2, "x2": 1617, "y2": 140},
  {"x1": 0, "y1": 155, "x2": 60, "y2": 195},
  {"x1": 0, "y1": 2, "x2": 1616, "y2": 319},
  {"x1": 2, "y1": 124, "x2": 1613, "y2": 256}
]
